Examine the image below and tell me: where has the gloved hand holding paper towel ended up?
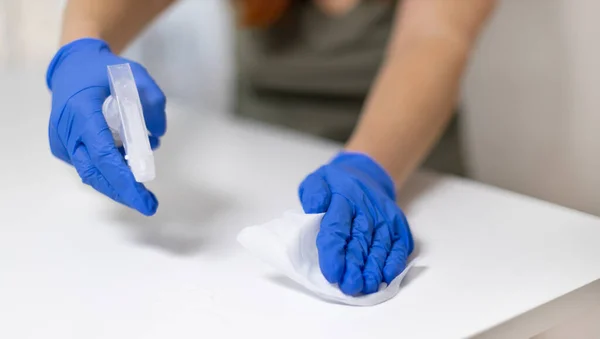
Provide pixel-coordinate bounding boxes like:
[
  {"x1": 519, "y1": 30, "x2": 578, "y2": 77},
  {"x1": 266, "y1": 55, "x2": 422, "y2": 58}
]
[
  {"x1": 237, "y1": 152, "x2": 415, "y2": 306},
  {"x1": 237, "y1": 211, "x2": 415, "y2": 306}
]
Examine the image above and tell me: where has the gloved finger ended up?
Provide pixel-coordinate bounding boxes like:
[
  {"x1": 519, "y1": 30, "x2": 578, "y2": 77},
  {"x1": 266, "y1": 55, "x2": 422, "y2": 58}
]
[
  {"x1": 71, "y1": 142, "x2": 123, "y2": 204},
  {"x1": 298, "y1": 171, "x2": 331, "y2": 213},
  {"x1": 72, "y1": 143, "x2": 160, "y2": 211},
  {"x1": 82, "y1": 111, "x2": 158, "y2": 216},
  {"x1": 362, "y1": 217, "x2": 392, "y2": 294},
  {"x1": 130, "y1": 63, "x2": 167, "y2": 138},
  {"x1": 339, "y1": 209, "x2": 372, "y2": 296},
  {"x1": 383, "y1": 208, "x2": 412, "y2": 283},
  {"x1": 149, "y1": 135, "x2": 160, "y2": 150},
  {"x1": 48, "y1": 124, "x2": 72, "y2": 165},
  {"x1": 383, "y1": 239, "x2": 408, "y2": 284},
  {"x1": 316, "y1": 194, "x2": 352, "y2": 284}
]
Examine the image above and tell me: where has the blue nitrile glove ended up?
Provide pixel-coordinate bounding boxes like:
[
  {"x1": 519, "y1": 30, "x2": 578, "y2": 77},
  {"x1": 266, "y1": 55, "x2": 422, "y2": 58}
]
[
  {"x1": 299, "y1": 152, "x2": 414, "y2": 296},
  {"x1": 47, "y1": 38, "x2": 166, "y2": 216}
]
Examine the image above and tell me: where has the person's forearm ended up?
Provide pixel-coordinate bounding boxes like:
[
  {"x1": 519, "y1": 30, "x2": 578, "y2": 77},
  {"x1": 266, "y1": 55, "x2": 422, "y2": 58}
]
[
  {"x1": 345, "y1": 0, "x2": 496, "y2": 189},
  {"x1": 60, "y1": 0, "x2": 176, "y2": 54},
  {"x1": 345, "y1": 35, "x2": 471, "y2": 188}
]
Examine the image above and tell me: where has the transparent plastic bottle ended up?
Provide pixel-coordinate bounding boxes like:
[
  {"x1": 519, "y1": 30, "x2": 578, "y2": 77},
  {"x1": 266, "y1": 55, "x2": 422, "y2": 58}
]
[{"x1": 102, "y1": 63, "x2": 156, "y2": 182}]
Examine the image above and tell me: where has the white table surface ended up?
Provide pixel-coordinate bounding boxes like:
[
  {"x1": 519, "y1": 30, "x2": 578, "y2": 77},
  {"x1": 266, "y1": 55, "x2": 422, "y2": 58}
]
[{"x1": 1, "y1": 70, "x2": 600, "y2": 339}]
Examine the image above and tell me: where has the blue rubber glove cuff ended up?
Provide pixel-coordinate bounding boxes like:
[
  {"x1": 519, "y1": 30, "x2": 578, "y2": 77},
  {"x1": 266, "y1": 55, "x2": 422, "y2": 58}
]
[
  {"x1": 330, "y1": 151, "x2": 397, "y2": 201},
  {"x1": 46, "y1": 38, "x2": 111, "y2": 90}
]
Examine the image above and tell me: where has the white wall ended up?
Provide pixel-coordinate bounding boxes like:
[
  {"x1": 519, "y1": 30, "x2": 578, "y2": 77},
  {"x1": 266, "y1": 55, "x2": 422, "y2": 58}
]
[
  {"x1": 0, "y1": 0, "x2": 63, "y2": 68},
  {"x1": 462, "y1": 0, "x2": 600, "y2": 216},
  {"x1": 124, "y1": 0, "x2": 235, "y2": 113},
  {"x1": 0, "y1": 0, "x2": 235, "y2": 113}
]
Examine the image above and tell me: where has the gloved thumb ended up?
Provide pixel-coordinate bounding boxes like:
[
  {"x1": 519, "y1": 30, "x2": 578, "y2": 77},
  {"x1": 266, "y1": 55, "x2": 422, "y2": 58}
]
[
  {"x1": 130, "y1": 63, "x2": 167, "y2": 138},
  {"x1": 298, "y1": 171, "x2": 331, "y2": 213}
]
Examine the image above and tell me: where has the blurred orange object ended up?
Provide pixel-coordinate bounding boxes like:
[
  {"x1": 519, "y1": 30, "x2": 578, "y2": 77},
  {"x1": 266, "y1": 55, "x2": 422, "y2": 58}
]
[{"x1": 235, "y1": 0, "x2": 292, "y2": 28}]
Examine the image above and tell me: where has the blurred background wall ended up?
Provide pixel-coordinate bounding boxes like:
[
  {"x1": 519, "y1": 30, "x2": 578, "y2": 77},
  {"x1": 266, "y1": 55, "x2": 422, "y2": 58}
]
[
  {"x1": 0, "y1": 0, "x2": 234, "y2": 112},
  {"x1": 462, "y1": 0, "x2": 600, "y2": 215},
  {"x1": 0, "y1": 0, "x2": 64, "y2": 68},
  {"x1": 2, "y1": 0, "x2": 600, "y2": 216}
]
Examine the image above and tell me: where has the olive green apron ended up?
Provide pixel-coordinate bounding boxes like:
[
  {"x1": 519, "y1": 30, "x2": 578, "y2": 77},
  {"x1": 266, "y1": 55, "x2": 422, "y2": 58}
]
[{"x1": 234, "y1": 0, "x2": 465, "y2": 176}]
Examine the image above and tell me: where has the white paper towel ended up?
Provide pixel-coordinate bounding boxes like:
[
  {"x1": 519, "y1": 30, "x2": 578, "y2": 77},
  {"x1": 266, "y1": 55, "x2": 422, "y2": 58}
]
[{"x1": 237, "y1": 211, "x2": 415, "y2": 306}]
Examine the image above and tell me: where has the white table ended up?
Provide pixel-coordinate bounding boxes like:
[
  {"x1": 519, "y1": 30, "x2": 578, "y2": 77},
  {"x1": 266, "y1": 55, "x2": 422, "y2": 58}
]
[{"x1": 1, "y1": 70, "x2": 600, "y2": 339}]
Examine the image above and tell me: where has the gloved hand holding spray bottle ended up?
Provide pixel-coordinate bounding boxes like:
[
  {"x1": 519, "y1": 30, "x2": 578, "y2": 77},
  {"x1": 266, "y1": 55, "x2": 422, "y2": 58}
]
[{"x1": 47, "y1": 38, "x2": 164, "y2": 216}]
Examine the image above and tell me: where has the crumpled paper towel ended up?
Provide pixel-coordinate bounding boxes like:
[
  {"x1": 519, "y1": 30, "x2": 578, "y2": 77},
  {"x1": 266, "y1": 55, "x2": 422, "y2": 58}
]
[{"x1": 237, "y1": 211, "x2": 415, "y2": 306}]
